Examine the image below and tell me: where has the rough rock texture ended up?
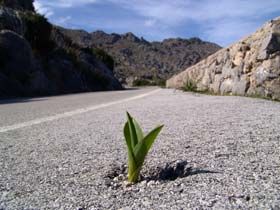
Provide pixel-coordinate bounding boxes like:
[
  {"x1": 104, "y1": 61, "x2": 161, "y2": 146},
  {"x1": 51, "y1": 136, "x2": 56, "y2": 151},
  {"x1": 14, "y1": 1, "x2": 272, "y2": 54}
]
[
  {"x1": 167, "y1": 17, "x2": 280, "y2": 100},
  {"x1": 0, "y1": 6, "x2": 24, "y2": 35},
  {"x1": 0, "y1": 2, "x2": 122, "y2": 97},
  {"x1": 59, "y1": 28, "x2": 221, "y2": 84},
  {"x1": 0, "y1": 29, "x2": 33, "y2": 81},
  {"x1": 0, "y1": 0, "x2": 34, "y2": 11}
]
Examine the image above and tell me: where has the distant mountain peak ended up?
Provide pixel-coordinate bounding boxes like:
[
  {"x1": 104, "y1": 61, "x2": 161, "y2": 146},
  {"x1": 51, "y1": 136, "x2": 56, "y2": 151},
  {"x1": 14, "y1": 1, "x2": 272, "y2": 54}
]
[{"x1": 60, "y1": 28, "x2": 221, "y2": 85}]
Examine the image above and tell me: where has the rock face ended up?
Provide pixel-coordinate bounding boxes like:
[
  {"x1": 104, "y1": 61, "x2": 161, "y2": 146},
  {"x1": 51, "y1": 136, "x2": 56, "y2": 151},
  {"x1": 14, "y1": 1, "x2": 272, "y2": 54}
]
[
  {"x1": 0, "y1": 0, "x2": 34, "y2": 11},
  {"x1": 0, "y1": 2, "x2": 122, "y2": 98},
  {"x1": 59, "y1": 28, "x2": 221, "y2": 85},
  {"x1": 0, "y1": 30, "x2": 33, "y2": 81},
  {"x1": 0, "y1": 6, "x2": 24, "y2": 35},
  {"x1": 167, "y1": 17, "x2": 280, "y2": 100}
]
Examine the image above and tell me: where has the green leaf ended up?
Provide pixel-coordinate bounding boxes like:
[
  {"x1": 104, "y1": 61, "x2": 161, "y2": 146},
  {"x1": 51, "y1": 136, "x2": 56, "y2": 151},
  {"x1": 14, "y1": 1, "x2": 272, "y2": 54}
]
[
  {"x1": 134, "y1": 124, "x2": 164, "y2": 168},
  {"x1": 123, "y1": 122, "x2": 137, "y2": 176},
  {"x1": 126, "y1": 112, "x2": 138, "y2": 148},
  {"x1": 133, "y1": 118, "x2": 144, "y2": 142},
  {"x1": 124, "y1": 112, "x2": 164, "y2": 183}
]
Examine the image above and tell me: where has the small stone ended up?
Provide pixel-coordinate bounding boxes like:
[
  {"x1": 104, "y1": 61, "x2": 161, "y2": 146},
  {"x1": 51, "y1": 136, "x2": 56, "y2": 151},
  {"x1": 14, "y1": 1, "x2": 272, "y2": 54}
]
[
  {"x1": 147, "y1": 180, "x2": 155, "y2": 187},
  {"x1": 123, "y1": 181, "x2": 132, "y2": 187},
  {"x1": 139, "y1": 180, "x2": 147, "y2": 187}
]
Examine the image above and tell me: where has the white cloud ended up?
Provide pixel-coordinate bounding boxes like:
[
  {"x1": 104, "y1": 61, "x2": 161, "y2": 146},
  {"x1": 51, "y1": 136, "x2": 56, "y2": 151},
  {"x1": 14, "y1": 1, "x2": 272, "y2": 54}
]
[
  {"x1": 144, "y1": 19, "x2": 157, "y2": 27},
  {"x1": 34, "y1": 1, "x2": 54, "y2": 17},
  {"x1": 34, "y1": 0, "x2": 280, "y2": 45},
  {"x1": 57, "y1": 16, "x2": 72, "y2": 25},
  {"x1": 36, "y1": 0, "x2": 280, "y2": 22},
  {"x1": 35, "y1": 0, "x2": 98, "y2": 8}
]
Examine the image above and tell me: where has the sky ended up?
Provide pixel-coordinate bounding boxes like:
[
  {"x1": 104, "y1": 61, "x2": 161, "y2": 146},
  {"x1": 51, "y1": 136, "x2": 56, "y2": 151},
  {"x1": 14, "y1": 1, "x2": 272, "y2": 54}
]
[{"x1": 34, "y1": 0, "x2": 280, "y2": 47}]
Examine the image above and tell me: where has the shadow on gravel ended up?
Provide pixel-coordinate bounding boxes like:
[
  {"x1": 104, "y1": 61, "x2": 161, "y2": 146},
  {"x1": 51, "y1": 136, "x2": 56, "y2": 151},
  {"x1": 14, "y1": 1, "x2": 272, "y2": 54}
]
[
  {"x1": 0, "y1": 98, "x2": 47, "y2": 105},
  {"x1": 105, "y1": 160, "x2": 219, "y2": 185},
  {"x1": 143, "y1": 160, "x2": 219, "y2": 181}
]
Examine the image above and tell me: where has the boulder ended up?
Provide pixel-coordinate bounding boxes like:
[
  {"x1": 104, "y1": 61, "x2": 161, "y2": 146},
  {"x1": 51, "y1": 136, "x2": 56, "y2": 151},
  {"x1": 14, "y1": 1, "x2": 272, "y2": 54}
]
[
  {"x1": 258, "y1": 33, "x2": 280, "y2": 60},
  {"x1": 0, "y1": 6, "x2": 24, "y2": 35},
  {"x1": 0, "y1": 30, "x2": 33, "y2": 83},
  {"x1": 0, "y1": 72, "x2": 25, "y2": 97}
]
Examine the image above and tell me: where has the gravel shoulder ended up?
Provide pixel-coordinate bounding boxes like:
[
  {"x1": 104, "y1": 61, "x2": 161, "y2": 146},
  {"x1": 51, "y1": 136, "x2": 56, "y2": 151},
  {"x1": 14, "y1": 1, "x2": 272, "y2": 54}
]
[{"x1": 0, "y1": 89, "x2": 280, "y2": 209}]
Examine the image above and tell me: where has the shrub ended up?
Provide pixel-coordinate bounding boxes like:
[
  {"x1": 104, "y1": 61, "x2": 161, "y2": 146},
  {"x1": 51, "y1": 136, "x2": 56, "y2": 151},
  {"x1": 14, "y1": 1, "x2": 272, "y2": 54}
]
[
  {"x1": 182, "y1": 79, "x2": 197, "y2": 92},
  {"x1": 123, "y1": 112, "x2": 164, "y2": 182},
  {"x1": 21, "y1": 12, "x2": 54, "y2": 53},
  {"x1": 132, "y1": 79, "x2": 166, "y2": 87},
  {"x1": 82, "y1": 47, "x2": 114, "y2": 71},
  {"x1": 132, "y1": 79, "x2": 155, "y2": 87},
  {"x1": 155, "y1": 79, "x2": 166, "y2": 88}
]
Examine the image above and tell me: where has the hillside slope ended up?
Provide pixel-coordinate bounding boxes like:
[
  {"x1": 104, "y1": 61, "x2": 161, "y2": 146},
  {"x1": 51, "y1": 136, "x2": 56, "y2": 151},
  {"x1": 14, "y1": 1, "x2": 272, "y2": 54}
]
[
  {"x1": 59, "y1": 28, "x2": 221, "y2": 85},
  {"x1": 0, "y1": 0, "x2": 122, "y2": 98}
]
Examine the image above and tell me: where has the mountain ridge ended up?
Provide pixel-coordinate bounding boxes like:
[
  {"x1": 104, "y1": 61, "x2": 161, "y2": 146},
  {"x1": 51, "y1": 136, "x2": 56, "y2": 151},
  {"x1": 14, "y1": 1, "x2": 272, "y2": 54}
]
[{"x1": 58, "y1": 28, "x2": 221, "y2": 85}]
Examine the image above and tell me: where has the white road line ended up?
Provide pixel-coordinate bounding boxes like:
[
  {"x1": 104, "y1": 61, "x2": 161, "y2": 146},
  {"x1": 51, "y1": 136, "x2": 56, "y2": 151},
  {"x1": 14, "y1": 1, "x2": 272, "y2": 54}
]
[{"x1": 0, "y1": 89, "x2": 161, "y2": 133}]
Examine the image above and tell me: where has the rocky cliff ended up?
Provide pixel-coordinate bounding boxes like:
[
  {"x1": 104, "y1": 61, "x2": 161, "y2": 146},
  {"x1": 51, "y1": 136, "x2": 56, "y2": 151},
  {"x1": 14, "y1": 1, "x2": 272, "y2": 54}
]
[
  {"x1": 0, "y1": 0, "x2": 34, "y2": 11},
  {"x1": 167, "y1": 17, "x2": 280, "y2": 101},
  {"x1": 0, "y1": 1, "x2": 122, "y2": 98},
  {"x1": 59, "y1": 28, "x2": 221, "y2": 85}
]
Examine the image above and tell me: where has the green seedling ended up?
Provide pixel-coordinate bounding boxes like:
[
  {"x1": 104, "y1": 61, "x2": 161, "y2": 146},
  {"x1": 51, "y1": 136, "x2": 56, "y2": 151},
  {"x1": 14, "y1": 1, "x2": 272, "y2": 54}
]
[{"x1": 123, "y1": 112, "x2": 164, "y2": 183}]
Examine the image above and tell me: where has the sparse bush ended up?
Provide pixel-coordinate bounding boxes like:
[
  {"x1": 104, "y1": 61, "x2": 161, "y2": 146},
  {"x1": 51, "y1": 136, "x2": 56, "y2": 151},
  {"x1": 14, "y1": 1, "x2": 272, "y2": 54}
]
[
  {"x1": 132, "y1": 79, "x2": 166, "y2": 87},
  {"x1": 82, "y1": 47, "x2": 114, "y2": 71},
  {"x1": 21, "y1": 12, "x2": 54, "y2": 53},
  {"x1": 156, "y1": 79, "x2": 166, "y2": 88},
  {"x1": 182, "y1": 79, "x2": 197, "y2": 92},
  {"x1": 132, "y1": 79, "x2": 155, "y2": 86},
  {"x1": 123, "y1": 112, "x2": 164, "y2": 182}
]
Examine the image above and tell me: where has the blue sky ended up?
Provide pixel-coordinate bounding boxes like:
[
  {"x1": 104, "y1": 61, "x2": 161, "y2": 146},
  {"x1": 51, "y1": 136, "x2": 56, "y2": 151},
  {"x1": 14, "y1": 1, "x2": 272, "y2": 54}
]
[{"x1": 34, "y1": 0, "x2": 280, "y2": 47}]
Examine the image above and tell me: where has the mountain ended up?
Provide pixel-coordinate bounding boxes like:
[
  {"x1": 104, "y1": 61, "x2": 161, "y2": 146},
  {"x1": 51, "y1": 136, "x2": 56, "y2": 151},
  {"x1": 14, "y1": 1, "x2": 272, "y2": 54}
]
[
  {"x1": 167, "y1": 17, "x2": 280, "y2": 101},
  {"x1": 0, "y1": 0, "x2": 122, "y2": 98},
  {"x1": 58, "y1": 28, "x2": 221, "y2": 85}
]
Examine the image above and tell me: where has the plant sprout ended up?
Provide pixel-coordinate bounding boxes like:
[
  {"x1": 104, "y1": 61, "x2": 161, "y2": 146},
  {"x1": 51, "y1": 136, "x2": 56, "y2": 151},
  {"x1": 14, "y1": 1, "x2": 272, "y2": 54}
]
[{"x1": 123, "y1": 112, "x2": 164, "y2": 183}]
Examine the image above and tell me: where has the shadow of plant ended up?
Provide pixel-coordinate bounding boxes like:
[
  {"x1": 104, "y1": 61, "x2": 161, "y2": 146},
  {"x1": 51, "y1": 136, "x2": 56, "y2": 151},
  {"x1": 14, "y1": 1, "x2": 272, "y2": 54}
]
[
  {"x1": 142, "y1": 160, "x2": 218, "y2": 181},
  {"x1": 104, "y1": 160, "x2": 219, "y2": 186}
]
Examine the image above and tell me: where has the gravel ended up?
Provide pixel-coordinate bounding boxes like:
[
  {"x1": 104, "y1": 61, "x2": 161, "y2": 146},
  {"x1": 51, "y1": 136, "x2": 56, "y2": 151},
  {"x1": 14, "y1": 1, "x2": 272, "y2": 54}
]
[{"x1": 0, "y1": 89, "x2": 280, "y2": 209}]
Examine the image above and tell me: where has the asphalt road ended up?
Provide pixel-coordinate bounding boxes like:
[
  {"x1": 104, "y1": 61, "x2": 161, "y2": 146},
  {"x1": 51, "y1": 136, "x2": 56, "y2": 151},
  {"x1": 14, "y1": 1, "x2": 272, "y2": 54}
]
[
  {"x1": 0, "y1": 88, "x2": 280, "y2": 209},
  {"x1": 0, "y1": 87, "x2": 159, "y2": 129}
]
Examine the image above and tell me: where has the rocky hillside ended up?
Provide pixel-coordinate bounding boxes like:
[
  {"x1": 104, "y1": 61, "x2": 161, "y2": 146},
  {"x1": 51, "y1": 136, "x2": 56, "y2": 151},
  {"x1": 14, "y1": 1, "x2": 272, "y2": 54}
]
[
  {"x1": 59, "y1": 28, "x2": 221, "y2": 85},
  {"x1": 0, "y1": 0, "x2": 34, "y2": 11},
  {"x1": 0, "y1": 0, "x2": 122, "y2": 98},
  {"x1": 167, "y1": 17, "x2": 280, "y2": 101}
]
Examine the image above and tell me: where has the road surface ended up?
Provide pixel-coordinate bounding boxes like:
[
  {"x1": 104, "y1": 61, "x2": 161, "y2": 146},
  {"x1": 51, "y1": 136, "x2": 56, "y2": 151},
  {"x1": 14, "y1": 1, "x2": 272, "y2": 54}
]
[{"x1": 0, "y1": 88, "x2": 280, "y2": 209}]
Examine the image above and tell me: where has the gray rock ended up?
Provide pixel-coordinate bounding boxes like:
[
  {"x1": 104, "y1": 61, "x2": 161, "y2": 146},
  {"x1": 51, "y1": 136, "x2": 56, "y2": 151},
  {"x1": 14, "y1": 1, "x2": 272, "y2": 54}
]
[
  {"x1": 210, "y1": 74, "x2": 222, "y2": 93},
  {"x1": 232, "y1": 75, "x2": 249, "y2": 95},
  {"x1": 0, "y1": 6, "x2": 24, "y2": 35},
  {"x1": 220, "y1": 78, "x2": 233, "y2": 94},
  {"x1": 167, "y1": 16, "x2": 280, "y2": 100},
  {"x1": 0, "y1": 30, "x2": 33, "y2": 83},
  {"x1": 0, "y1": 72, "x2": 24, "y2": 96},
  {"x1": 251, "y1": 66, "x2": 278, "y2": 87},
  {"x1": 265, "y1": 78, "x2": 280, "y2": 100},
  {"x1": 258, "y1": 33, "x2": 280, "y2": 60}
]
